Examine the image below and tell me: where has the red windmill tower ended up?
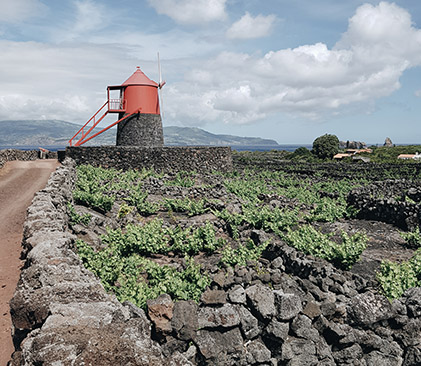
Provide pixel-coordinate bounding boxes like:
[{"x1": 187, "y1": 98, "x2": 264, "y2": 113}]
[{"x1": 69, "y1": 65, "x2": 165, "y2": 147}]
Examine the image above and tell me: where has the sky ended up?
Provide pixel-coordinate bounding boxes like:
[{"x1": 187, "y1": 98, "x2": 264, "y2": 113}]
[{"x1": 0, "y1": 0, "x2": 421, "y2": 144}]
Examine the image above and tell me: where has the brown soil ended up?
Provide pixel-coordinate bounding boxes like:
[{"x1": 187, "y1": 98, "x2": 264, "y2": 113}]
[
  {"x1": 0, "y1": 160, "x2": 59, "y2": 366},
  {"x1": 315, "y1": 219, "x2": 415, "y2": 281}
]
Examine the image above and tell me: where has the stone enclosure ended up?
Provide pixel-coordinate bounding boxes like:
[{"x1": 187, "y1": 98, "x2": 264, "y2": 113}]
[
  {"x1": 8, "y1": 158, "x2": 421, "y2": 365},
  {"x1": 65, "y1": 146, "x2": 233, "y2": 174}
]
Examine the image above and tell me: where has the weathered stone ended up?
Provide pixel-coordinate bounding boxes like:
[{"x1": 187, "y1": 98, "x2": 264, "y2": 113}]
[
  {"x1": 291, "y1": 314, "x2": 318, "y2": 340},
  {"x1": 302, "y1": 302, "x2": 321, "y2": 319},
  {"x1": 198, "y1": 304, "x2": 240, "y2": 329},
  {"x1": 245, "y1": 284, "x2": 276, "y2": 320},
  {"x1": 405, "y1": 288, "x2": 421, "y2": 317},
  {"x1": 196, "y1": 328, "x2": 243, "y2": 362},
  {"x1": 281, "y1": 337, "x2": 316, "y2": 361},
  {"x1": 200, "y1": 289, "x2": 226, "y2": 305},
  {"x1": 212, "y1": 271, "x2": 226, "y2": 288},
  {"x1": 266, "y1": 319, "x2": 289, "y2": 341},
  {"x1": 271, "y1": 256, "x2": 284, "y2": 269},
  {"x1": 365, "y1": 351, "x2": 403, "y2": 366},
  {"x1": 347, "y1": 292, "x2": 394, "y2": 326},
  {"x1": 403, "y1": 346, "x2": 421, "y2": 366},
  {"x1": 228, "y1": 285, "x2": 246, "y2": 304},
  {"x1": 274, "y1": 291, "x2": 303, "y2": 321},
  {"x1": 171, "y1": 300, "x2": 198, "y2": 341},
  {"x1": 333, "y1": 344, "x2": 364, "y2": 364},
  {"x1": 245, "y1": 339, "x2": 272, "y2": 364},
  {"x1": 147, "y1": 294, "x2": 174, "y2": 334},
  {"x1": 237, "y1": 305, "x2": 260, "y2": 339}
]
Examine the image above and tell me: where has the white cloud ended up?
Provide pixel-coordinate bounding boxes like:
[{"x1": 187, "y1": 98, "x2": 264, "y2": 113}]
[
  {"x1": 226, "y1": 12, "x2": 277, "y2": 40},
  {"x1": 0, "y1": 1, "x2": 420, "y2": 130},
  {"x1": 164, "y1": 2, "x2": 421, "y2": 125},
  {"x1": 0, "y1": 40, "x2": 140, "y2": 121},
  {"x1": 73, "y1": 0, "x2": 106, "y2": 34},
  {"x1": 0, "y1": 0, "x2": 47, "y2": 23},
  {"x1": 415, "y1": 90, "x2": 421, "y2": 97},
  {"x1": 147, "y1": 0, "x2": 227, "y2": 25}
]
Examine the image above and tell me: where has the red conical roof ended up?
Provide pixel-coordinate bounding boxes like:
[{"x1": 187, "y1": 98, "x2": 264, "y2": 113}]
[{"x1": 121, "y1": 66, "x2": 158, "y2": 87}]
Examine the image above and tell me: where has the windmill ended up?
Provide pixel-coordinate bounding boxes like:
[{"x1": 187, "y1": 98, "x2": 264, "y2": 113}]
[
  {"x1": 157, "y1": 52, "x2": 166, "y2": 119},
  {"x1": 68, "y1": 61, "x2": 165, "y2": 148}
]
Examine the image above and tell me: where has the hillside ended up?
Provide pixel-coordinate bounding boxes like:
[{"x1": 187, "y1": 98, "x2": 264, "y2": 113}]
[{"x1": 0, "y1": 120, "x2": 279, "y2": 147}]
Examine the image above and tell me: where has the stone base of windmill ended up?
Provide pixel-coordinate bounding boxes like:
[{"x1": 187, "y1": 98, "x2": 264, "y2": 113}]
[{"x1": 116, "y1": 113, "x2": 164, "y2": 147}]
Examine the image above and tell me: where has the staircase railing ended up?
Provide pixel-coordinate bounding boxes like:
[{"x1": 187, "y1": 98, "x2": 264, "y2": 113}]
[{"x1": 69, "y1": 101, "x2": 109, "y2": 146}]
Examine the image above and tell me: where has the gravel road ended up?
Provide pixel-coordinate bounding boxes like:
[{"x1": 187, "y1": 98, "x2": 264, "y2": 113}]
[{"x1": 0, "y1": 160, "x2": 59, "y2": 365}]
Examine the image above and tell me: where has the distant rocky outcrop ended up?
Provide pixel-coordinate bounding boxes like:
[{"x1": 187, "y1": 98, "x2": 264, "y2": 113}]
[
  {"x1": 339, "y1": 140, "x2": 367, "y2": 149},
  {"x1": 384, "y1": 137, "x2": 394, "y2": 147}
]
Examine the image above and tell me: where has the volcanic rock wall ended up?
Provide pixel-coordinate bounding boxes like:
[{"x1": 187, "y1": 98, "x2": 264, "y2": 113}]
[
  {"x1": 65, "y1": 146, "x2": 232, "y2": 173},
  {"x1": 9, "y1": 159, "x2": 192, "y2": 365},
  {"x1": 233, "y1": 153, "x2": 421, "y2": 180},
  {"x1": 0, "y1": 150, "x2": 38, "y2": 169},
  {"x1": 8, "y1": 159, "x2": 421, "y2": 365},
  {"x1": 348, "y1": 180, "x2": 421, "y2": 230}
]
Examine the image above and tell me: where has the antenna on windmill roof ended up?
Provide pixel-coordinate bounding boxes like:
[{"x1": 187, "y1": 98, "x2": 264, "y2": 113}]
[{"x1": 157, "y1": 52, "x2": 166, "y2": 119}]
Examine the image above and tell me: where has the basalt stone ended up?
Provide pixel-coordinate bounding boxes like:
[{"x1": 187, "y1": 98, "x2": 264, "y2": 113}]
[
  {"x1": 195, "y1": 328, "x2": 243, "y2": 363},
  {"x1": 273, "y1": 291, "x2": 303, "y2": 321},
  {"x1": 291, "y1": 314, "x2": 319, "y2": 340},
  {"x1": 266, "y1": 318, "x2": 289, "y2": 341},
  {"x1": 245, "y1": 339, "x2": 272, "y2": 364},
  {"x1": 171, "y1": 300, "x2": 198, "y2": 341},
  {"x1": 245, "y1": 284, "x2": 276, "y2": 320},
  {"x1": 116, "y1": 113, "x2": 163, "y2": 147},
  {"x1": 333, "y1": 344, "x2": 364, "y2": 365},
  {"x1": 200, "y1": 289, "x2": 226, "y2": 305},
  {"x1": 228, "y1": 285, "x2": 246, "y2": 305},
  {"x1": 147, "y1": 294, "x2": 174, "y2": 334},
  {"x1": 347, "y1": 292, "x2": 394, "y2": 326},
  {"x1": 237, "y1": 305, "x2": 260, "y2": 340},
  {"x1": 198, "y1": 304, "x2": 240, "y2": 329},
  {"x1": 302, "y1": 302, "x2": 321, "y2": 319},
  {"x1": 281, "y1": 337, "x2": 317, "y2": 363},
  {"x1": 405, "y1": 287, "x2": 421, "y2": 317}
]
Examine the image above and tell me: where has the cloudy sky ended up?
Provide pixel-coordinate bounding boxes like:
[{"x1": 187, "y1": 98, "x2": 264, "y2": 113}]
[{"x1": 1, "y1": 0, "x2": 420, "y2": 144}]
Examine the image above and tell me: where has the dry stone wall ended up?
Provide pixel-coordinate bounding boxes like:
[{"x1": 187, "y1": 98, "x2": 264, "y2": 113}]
[
  {"x1": 0, "y1": 149, "x2": 58, "y2": 169},
  {"x1": 233, "y1": 153, "x2": 421, "y2": 181},
  {"x1": 348, "y1": 180, "x2": 421, "y2": 230},
  {"x1": 65, "y1": 146, "x2": 233, "y2": 173},
  {"x1": 0, "y1": 149, "x2": 38, "y2": 168},
  {"x1": 9, "y1": 159, "x2": 193, "y2": 366}
]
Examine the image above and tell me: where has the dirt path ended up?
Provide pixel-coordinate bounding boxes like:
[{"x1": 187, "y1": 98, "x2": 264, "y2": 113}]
[{"x1": 0, "y1": 160, "x2": 60, "y2": 366}]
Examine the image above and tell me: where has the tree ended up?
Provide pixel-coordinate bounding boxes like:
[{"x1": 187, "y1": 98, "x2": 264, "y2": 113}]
[
  {"x1": 290, "y1": 146, "x2": 313, "y2": 161},
  {"x1": 312, "y1": 134, "x2": 339, "y2": 160}
]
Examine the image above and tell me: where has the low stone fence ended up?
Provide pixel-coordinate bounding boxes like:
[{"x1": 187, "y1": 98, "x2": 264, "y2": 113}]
[
  {"x1": 348, "y1": 180, "x2": 421, "y2": 230},
  {"x1": 9, "y1": 159, "x2": 192, "y2": 365},
  {"x1": 0, "y1": 150, "x2": 38, "y2": 169},
  {"x1": 0, "y1": 149, "x2": 58, "y2": 169},
  {"x1": 9, "y1": 159, "x2": 421, "y2": 365},
  {"x1": 65, "y1": 146, "x2": 233, "y2": 173},
  {"x1": 233, "y1": 153, "x2": 421, "y2": 180}
]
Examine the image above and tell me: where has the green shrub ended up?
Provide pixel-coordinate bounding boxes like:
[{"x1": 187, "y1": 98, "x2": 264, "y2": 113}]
[
  {"x1": 377, "y1": 249, "x2": 421, "y2": 300},
  {"x1": 400, "y1": 227, "x2": 421, "y2": 248},
  {"x1": 283, "y1": 225, "x2": 367, "y2": 270},
  {"x1": 67, "y1": 203, "x2": 91, "y2": 225}
]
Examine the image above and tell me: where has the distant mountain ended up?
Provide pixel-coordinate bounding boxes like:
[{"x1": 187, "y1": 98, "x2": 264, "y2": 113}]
[
  {"x1": 163, "y1": 126, "x2": 278, "y2": 146},
  {"x1": 0, "y1": 120, "x2": 279, "y2": 147}
]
